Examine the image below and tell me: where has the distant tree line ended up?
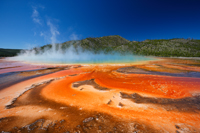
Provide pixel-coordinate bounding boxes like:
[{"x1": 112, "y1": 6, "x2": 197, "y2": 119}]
[
  {"x1": 2, "y1": 35, "x2": 200, "y2": 57},
  {"x1": 0, "y1": 48, "x2": 22, "y2": 57},
  {"x1": 59, "y1": 36, "x2": 200, "y2": 57}
]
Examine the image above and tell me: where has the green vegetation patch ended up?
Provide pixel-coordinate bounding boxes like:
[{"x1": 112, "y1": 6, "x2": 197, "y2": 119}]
[
  {"x1": 4, "y1": 36, "x2": 200, "y2": 57},
  {"x1": 0, "y1": 48, "x2": 22, "y2": 57},
  {"x1": 58, "y1": 36, "x2": 200, "y2": 57}
]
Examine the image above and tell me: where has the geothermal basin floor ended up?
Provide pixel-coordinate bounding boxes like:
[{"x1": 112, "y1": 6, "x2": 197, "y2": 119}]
[{"x1": 0, "y1": 58, "x2": 200, "y2": 132}]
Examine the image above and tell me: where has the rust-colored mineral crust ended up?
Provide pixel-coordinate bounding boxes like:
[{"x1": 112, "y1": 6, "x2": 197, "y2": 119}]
[{"x1": 0, "y1": 58, "x2": 200, "y2": 132}]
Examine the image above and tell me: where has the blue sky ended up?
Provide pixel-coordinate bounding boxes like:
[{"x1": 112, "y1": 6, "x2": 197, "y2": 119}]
[{"x1": 0, "y1": 0, "x2": 200, "y2": 49}]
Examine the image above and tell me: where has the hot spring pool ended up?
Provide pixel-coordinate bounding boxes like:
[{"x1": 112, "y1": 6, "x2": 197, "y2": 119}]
[{"x1": 9, "y1": 52, "x2": 155, "y2": 64}]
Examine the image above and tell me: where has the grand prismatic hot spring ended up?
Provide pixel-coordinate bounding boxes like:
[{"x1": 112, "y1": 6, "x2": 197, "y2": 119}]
[{"x1": 0, "y1": 54, "x2": 200, "y2": 133}]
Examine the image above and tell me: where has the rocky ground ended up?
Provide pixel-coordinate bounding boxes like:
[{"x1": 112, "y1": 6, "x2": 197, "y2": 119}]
[{"x1": 0, "y1": 58, "x2": 200, "y2": 133}]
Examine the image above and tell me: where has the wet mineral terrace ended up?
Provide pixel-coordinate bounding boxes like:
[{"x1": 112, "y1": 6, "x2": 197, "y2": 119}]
[{"x1": 0, "y1": 58, "x2": 200, "y2": 133}]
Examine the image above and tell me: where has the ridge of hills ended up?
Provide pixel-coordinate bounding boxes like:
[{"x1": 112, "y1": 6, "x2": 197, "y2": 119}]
[
  {"x1": 40, "y1": 35, "x2": 200, "y2": 57},
  {"x1": 0, "y1": 48, "x2": 22, "y2": 57},
  {"x1": 1, "y1": 35, "x2": 200, "y2": 57}
]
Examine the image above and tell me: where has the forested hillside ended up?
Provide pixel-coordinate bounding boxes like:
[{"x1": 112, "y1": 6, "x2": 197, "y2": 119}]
[
  {"x1": 0, "y1": 48, "x2": 22, "y2": 57},
  {"x1": 47, "y1": 35, "x2": 200, "y2": 57}
]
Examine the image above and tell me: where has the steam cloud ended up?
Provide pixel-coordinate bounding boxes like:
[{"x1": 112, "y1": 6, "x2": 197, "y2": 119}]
[
  {"x1": 10, "y1": 20, "x2": 151, "y2": 64},
  {"x1": 11, "y1": 46, "x2": 151, "y2": 64},
  {"x1": 8, "y1": 6, "x2": 151, "y2": 64},
  {"x1": 32, "y1": 7, "x2": 42, "y2": 25}
]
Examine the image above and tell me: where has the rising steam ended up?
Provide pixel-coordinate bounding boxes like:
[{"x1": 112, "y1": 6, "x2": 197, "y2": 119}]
[
  {"x1": 47, "y1": 20, "x2": 60, "y2": 52},
  {"x1": 9, "y1": 20, "x2": 152, "y2": 64},
  {"x1": 11, "y1": 45, "x2": 152, "y2": 64},
  {"x1": 9, "y1": 17, "x2": 152, "y2": 64}
]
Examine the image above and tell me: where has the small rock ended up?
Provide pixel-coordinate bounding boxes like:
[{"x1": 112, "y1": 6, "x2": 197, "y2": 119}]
[
  {"x1": 83, "y1": 117, "x2": 94, "y2": 123},
  {"x1": 0, "y1": 117, "x2": 7, "y2": 121},
  {"x1": 175, "y1": 125, "x2": 180, "y2": 129},
  {"x1": 60, "y1": 107, "x2": 67, "y2": 109},
  {"x1": 118, "y1": 102, "x2": 124, "y2": 107},
  {"x1": 99, "y1": 126, "x2": 102, "y2": 130},
  {"x1": 77, "y1": 125, "x2": 81, "y2": 128},
  {"x1": 47, "y1": 108, "x2": 53, "y2": 111},
  {"x1": 107, "y1": 100, "x2": 112, "y2": 105},
  {"x1": 1, "y1": 131, "x2": 11, "y2": 133},
  {"x1": 134, "y1": 124, "x2": 139, "y2": 129},
  {"x1": 13, "y1": 127, "x2": 18, "y2": 130},
  {"x1": 60, "y1": 119, "x2": 65, "y2": 123}
]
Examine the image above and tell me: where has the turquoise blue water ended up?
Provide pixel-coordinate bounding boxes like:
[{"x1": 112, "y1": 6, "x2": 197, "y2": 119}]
[
  {"x1": 11, "y1": 52, "x2": 155, "y2": 64},
  {"x1": 53, "y1": 55, "x2": 154, "y2": 64}
]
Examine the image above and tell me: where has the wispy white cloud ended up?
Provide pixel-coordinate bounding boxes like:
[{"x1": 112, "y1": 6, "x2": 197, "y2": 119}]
[
  {"x1": 40, "y1": 31, "x2": 44, "y2": 37},
  {"x1": 31, "y1": 5, "x2": 80, "y2": 46},
  {"x1": 31, "y1": 7, "x2": 42, "y2": 25},
  {"x1": 33, "y1": 18, "x2": 41, "y2": 25},
  {"x1": 38, "y1": 5, "x2": 45, "y2": 9},
  {"x1": 32, "y1": 8, "x2": 39, "y2": 17}
]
